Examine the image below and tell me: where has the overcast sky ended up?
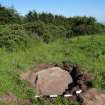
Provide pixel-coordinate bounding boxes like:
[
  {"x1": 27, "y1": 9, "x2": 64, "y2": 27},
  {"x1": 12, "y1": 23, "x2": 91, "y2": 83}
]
[{"x1": 0, "y1": 0, "x2": 105, "y2": 22}]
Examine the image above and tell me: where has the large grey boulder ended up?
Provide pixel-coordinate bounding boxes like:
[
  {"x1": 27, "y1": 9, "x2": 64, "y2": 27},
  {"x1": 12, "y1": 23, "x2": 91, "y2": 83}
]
[{"x1": 21, "y1": 67, "x2": 73, "y2": 95}]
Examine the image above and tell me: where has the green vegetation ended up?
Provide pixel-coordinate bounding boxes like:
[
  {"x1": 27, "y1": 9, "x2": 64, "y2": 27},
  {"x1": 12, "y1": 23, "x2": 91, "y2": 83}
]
[
  {"x1": 0, "y1": 34, "x2": 105, "y2": 104},
  {"x1": 0, "y1": 4, "x2": 105, "y2": 105},
  {"x1": 0, "y1": 4, "x2": 22, "y2": 24},
  {"x1": 0, "y1": 4, "x2": 105, "y2": 43}
]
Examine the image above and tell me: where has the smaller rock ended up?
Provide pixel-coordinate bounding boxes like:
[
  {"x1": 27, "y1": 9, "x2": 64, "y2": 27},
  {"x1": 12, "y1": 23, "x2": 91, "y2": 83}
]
[
  {"x1": 79, "y1": 88, "x2": 105, "y2": 105},
  {"x1": 81, "y1": 73, "x2": 93, "y2": 82},
  {"x1": 0, "y1": 92, "x2": 32, "y2": 105},
  {"x1": 62, "y1": 61, "x2": 74, "y2": 72},
  {"x1": 0, "y1": 92, "x2": 17, "y2": 104},
  {"x1": 69, "y1": 95, "x2": 77, "y2": 102},
  {"x1": 77, "y1": 80, "x2": 88, "y2": 92}
]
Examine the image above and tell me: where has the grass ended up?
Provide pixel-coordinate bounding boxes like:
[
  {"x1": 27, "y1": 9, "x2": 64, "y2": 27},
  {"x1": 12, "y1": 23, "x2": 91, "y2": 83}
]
[{"x1": 0, "y1": 34, "x2": 105, "y2": 104}]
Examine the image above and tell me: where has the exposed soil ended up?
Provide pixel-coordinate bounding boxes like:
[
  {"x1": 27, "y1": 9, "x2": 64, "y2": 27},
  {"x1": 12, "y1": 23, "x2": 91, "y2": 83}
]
[{"x1": 79, "y1": 88, "x2": 105, "y2": 105}]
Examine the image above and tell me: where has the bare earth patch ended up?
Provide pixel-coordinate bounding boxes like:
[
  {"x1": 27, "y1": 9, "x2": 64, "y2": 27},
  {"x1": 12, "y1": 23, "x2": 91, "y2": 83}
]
[{"x1": 79, "y1": 88, "x2": 105, "y2": 105}]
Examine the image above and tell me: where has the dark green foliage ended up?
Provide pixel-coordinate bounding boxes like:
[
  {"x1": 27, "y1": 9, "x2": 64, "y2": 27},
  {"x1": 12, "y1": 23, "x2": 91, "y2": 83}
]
[
  {"x1": 24, "y1": 11, "x2": 105, "y2": 40},
  {"x1": 68, "y1": 16, "x2": 105, "y2": 35},
  {"x1": 0, "y1": 5, "x2": 22, "y2": 24},
  {"x1": 0, "y1": 4, "x2": 105, "y2": 48},
  {"x1": 25, "y1": 11, "x2": 38, "y2": 22},
  {"x1": 23, "y1": 22, "x2": 66, "y2": 42}
]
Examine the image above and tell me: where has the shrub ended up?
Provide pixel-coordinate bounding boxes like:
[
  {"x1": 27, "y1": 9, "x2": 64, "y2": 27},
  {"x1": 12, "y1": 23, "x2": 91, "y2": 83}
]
[{"x1": 0, "y1": 25, "x2": 30, "y2": 51}]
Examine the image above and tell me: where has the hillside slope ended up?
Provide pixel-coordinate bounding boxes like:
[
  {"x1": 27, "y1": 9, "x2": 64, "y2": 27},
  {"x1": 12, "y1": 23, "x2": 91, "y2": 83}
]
[{"x1": 0, "y1": 34, "x2": 105, "y2": 105}]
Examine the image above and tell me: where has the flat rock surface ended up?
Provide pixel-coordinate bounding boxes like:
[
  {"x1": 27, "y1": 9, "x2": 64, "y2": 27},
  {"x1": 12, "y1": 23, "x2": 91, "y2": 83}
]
[{"x1": 21, "y1": 66, "x2": 73, "y2": 95}]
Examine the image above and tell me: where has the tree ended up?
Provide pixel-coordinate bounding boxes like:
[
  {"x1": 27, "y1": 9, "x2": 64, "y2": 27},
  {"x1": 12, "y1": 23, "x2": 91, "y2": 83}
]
[
  {"x1": 25, "y1": 11, "x2": 38, "y2": 22},
  {"x1": 0, "y1": 4, "x2": 22, "y2": 24}
]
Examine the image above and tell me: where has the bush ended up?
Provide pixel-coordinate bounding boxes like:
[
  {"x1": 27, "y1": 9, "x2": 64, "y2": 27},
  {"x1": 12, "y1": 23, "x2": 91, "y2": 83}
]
[{"x1": 0, "y1": 25, "x2": 30, "y2": 51}]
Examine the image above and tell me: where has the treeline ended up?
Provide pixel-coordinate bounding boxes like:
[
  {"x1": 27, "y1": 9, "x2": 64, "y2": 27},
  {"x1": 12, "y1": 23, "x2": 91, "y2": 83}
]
[{"x1": 0, "y1": 4, "x2": 105, "y2": 50}]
